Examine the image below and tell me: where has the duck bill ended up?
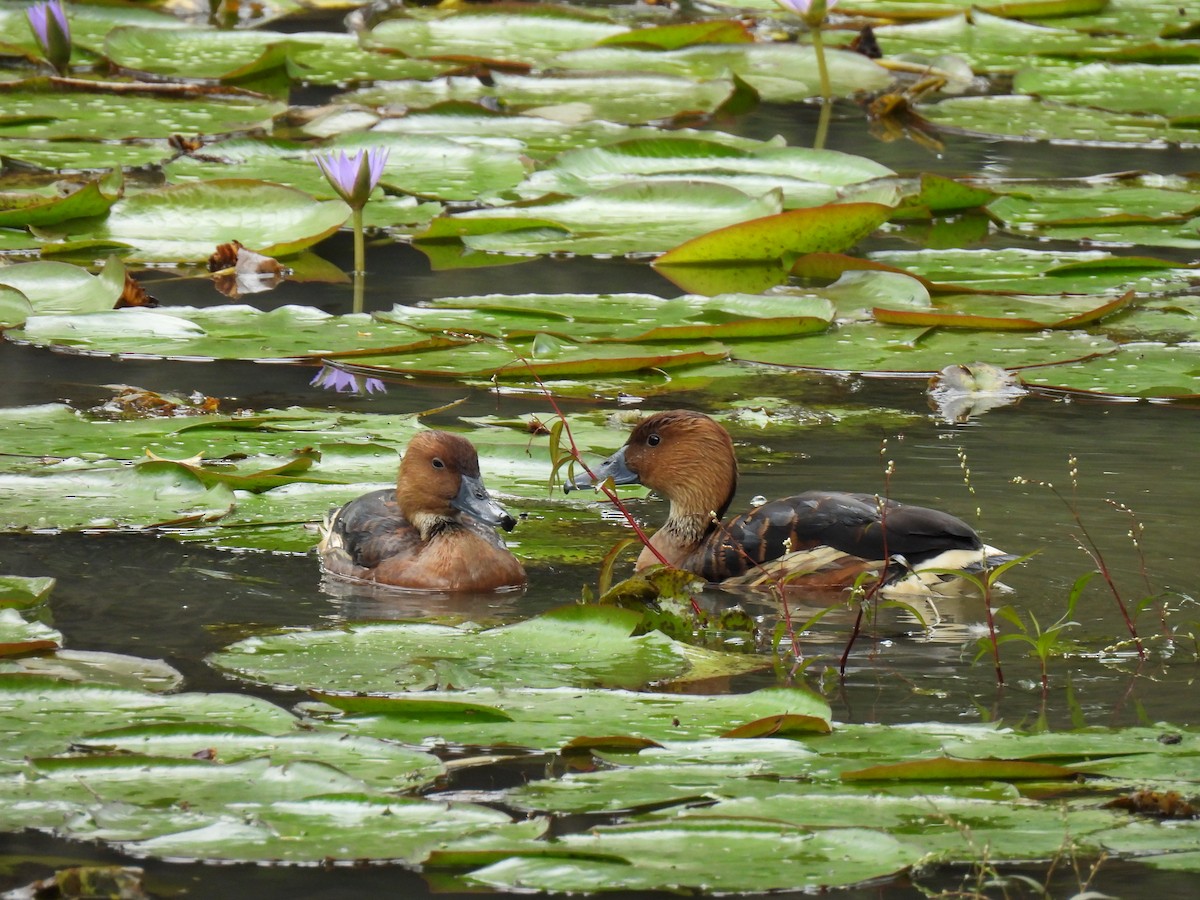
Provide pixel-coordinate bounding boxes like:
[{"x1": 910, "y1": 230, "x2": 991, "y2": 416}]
[
  {"x1": 453, "y1": 474, "x2": 517, "y2": 532},
  {"x1": 566, "y1": 445, "x2": 641, "y2": 493}
]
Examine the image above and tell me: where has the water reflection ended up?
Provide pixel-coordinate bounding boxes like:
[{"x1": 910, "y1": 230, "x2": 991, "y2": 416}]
[{"x1": 319, "y1": 573, "x2": 526, "y2": 623}]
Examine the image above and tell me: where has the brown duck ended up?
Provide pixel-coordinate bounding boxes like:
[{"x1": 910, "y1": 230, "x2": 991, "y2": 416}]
[
  {"x1": 319, "y1": 430, "x2": 526, "y2": 592},
  {"x1": 567, "y1": 410, "x2": 1010, "y2": 593}
]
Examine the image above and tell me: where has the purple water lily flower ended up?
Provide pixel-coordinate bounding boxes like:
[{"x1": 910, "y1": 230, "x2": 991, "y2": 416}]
[
  {"x1": 311, "y1": 364, "x2": 386, "y2": 396},
  {"x1": 775, "y1": 0, "x2": 835, "y2": 24},
  {"x1": 26, "y1": 0, "x2": 71, "y2": 74},
  {"x1": 314, "y1": 148, "x2": 390, "y2": 211}
]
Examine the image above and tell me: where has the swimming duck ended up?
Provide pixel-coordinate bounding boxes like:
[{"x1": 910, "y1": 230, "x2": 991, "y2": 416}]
[
  {"x1": 318, "y1": 430, "x2": 526, "y2": 592},
  {"x1": 567, "y1": 410, "x2": 1009, "y2": 594}
]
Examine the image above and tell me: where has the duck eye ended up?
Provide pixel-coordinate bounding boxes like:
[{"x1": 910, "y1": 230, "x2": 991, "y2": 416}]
[
  {"x1": 647, "y1": 433, "x2": 661, "y2": 447},
  {"x1": 431, "y1": 458, "x2": 445, "y2": 469}
]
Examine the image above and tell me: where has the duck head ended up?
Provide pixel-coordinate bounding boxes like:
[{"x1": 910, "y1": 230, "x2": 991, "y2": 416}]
[
  {"x1": 397, "y1": 431, "x2": 517, "y2": 536},
  {"x1": 569, "y1": 410, "x2": 739, "y2": 530}
]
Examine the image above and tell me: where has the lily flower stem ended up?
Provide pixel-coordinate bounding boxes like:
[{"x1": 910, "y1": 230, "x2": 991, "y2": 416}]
[
  {"x1": 811, "y1": 25, "x2": 833, "y2": 149},
  {"x1": 352, "y1": 206, "x2": 366, "y2": 277}
]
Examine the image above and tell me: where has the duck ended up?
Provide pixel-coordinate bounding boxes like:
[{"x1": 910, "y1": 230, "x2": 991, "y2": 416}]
[
  {"x1": 318, "y1": 430, "x2": 526, "y2": 592},
  {"x1": 566, "y1": 410, "x2": 1011, "y2": 595}
]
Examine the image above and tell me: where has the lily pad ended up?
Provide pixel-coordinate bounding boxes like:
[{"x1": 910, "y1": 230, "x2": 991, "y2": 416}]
[
  {"x1": 37, "y1": 180, "x2": 348, "y2": 262},
  {"x1": 363, "y1": 11, "x2": 627, "y2": 66},
  {"x1": 307, "y1": 685, "x2": 832, "y2": 750},
  {"x1": 0, "y1": 675, "x2": 299, "y2": 766},
  {"x1": 0, "y1": 86, "x2": 286, "y2": 141},
  {"x1": 209, "y1": 605, "x2": 767, "y2": 693},
  {"x1": 344, "y1": 72, "x2": 735, "y2": 125}
]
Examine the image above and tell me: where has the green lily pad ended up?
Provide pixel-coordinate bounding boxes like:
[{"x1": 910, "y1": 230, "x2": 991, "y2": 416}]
[
  {"x1": 731, "y1": 320, "x2": 1118, "y2": 374},
  {"x1": 422, "y1": 181, "x2": 783, "y2": 256},
  {"x1": 0, "y1": 256, "x2": 124, "y2": 323},
  {"x1": 1017, "y1": 342, "x2": 1200, "y2": 399},
  {"x1": 344, "y1": 72, "x2": 735, "y2": 125},
  {"x1": 865, "y1": 248, "x2": 1200, "y2": 296},
  {"x1": 462, "y1": 819, "x2": 922, "y2": 893},
  {"x1": 0, "y1": 649, "x2": 183, "y2": 692},
  {"x1": 1015, "y1": 63, "x2": 1200, "y2": 118},
  {"x1": 103, "y1": 27, "x2": 324, "y2": 81},
  {"x1": 656, "y1": 202, "x2": 892, "y2": 265},
  {"x1": 37, "y1": 180, "x2": 347, "y2": 262},
  {"x1": 0, "y1": 675, "x2": 299, "y2": 766},
  {"x1": 382, "y1": 291, "x2": 835, "y2": 342},
  {"x1": 0, "y1": 85, "x2": 286, "y2": 141},
  {"x1": 11, "y1": 305, "x2": 452, "y2": 359},
  {"x1": 0, "y1": 575, "x2": 55, "y2": 610},
  {"x1": 0, "y1": 170, "x2": 121, "y2": 227},
  {"x1": 288, "y1": 36, "x2": 454, "y2": 85},
  {"x1": 0, "y1": 137, "x2": 173, "y2": 171},
  {"x1": 364, "y1": 11, "x2": 626, "y2": 66},
  {"x1": 165, "y1": 133, "x2": 528, "y2": 204},
  {"x1": 558, "y1": 42, "x2": 892, "y2": 102},
  {"x1": 209, "y1": 605, "x2": 767, "y2": 694},
  {"x1": 920, "y1": 95, "x2": 1200, "y2": 147},
  {"x1": 0, "y1": 607, "x2": 59, "y2": 657},
  {"x1": 518, "y1": 136, "x2": 894, "y2": 202},
  {"x1": 118, "y1": 794, "x2": 546, "y2": 864},
  {"x1": 307, "y1": 685, "x2": 831, "y2": 750},
  {"x1": 73, "y1": 724, "x2": 445, "y2": 791},
  {"x1": 370, "y1": 110, "x2": 776, "y2": 160}
]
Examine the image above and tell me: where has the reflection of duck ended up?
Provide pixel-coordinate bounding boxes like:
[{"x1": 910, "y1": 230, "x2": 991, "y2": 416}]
[
  {"x1": 319, "y1": 431, "x2": 526, "y2": 592},
  {"x1": 568, "y1": 410, "x2": 1010, "y2": 594}
]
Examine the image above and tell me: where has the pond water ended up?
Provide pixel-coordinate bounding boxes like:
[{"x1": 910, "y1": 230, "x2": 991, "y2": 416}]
[{"x1": 2, "y1": 72, "x2": 1199, "y2": 900}]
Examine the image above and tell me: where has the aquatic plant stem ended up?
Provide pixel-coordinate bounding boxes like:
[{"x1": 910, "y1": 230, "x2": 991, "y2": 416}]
[
  {"x1": 519, "y1": 360, "x2": 681, "y2": 578},
  {"x1": 811, "y1": 26, "x2": 832, "y2": 150},
  {"x1": 352, "y1": 207, "x2": 366, "y2": 276}
]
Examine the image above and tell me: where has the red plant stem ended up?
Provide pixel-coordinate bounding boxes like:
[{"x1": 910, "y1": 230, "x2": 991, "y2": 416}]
[{"x1": 522, "y1": 363, "x2": 681, "y2": 588}]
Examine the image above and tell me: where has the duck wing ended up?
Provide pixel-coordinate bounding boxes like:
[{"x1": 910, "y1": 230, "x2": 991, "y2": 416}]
[
  {"x1": 319, "y1": 489, "x2": 423, "y2": 571},
  {"x1": 699, "y1": 490, "x2": 983, "y2": 579}
]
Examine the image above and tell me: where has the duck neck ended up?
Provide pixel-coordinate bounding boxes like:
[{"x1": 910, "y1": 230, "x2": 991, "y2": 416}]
[{"x1": 410, "y1": 511, "x2": 458, "y2": 542}]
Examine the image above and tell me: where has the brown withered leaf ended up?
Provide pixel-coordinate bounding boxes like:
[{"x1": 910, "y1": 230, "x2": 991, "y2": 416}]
[
  {"x1": 1107, "y1": 790, "x2": 1199, "y2": 820},
  {"x1": 208, "y1": 240, "x2": 244, "y2": 272},
  {"x1": 115, "y1": 272, "x2": 158, "y2": 309},
  {"x1": 92, "y1": 385, "x2": 220, "y2": 419}
]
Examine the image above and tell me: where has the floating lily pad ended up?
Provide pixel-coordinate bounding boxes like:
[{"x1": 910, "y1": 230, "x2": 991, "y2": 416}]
[
  {"x1": 165, "y1": 134, "x2": 528, "y2": 204},
  {"x1": 363, "y1": 11, "x2": 626, "y2": 66},
  {"x1": 73, "y1": 724, "x2": 445, "y2": 791},
  {"x1": 920, "y1": 95, "x2": 1200, "y2": 146},
  {"x1": 209, "y1": 605, "x2": 767, "y2": 694},
  {"x1": 0, "y1": 86, "x2": 286, "y2": 141},
  {"x1": 555, "y1": 42, "x2": 892, "y2": 102},
  {"x1": 462, "y1": 819, "x2": 922, "y2": 894},
  {"x1": 117, "y1": 794, "x2": 547, "y2": 864},
  {"x1": 0, "y1": 675, "x2": 299, "y2": 766},
  {"x1": 1015, "y1": 63, "x2": 1200, "y2": 118},
  {"x1": 0, "y1": 171, "x2": 121, "y2": 227},
  {"x1": 1017, "y1": 342, "x2": 1200, "y2": 399},
  {"x1": 308, "y1": 685, "x2": 832, "y2": 750},
  {"x1": 0, "y1": 257, "x2": 124, "y2": 324},
  {"x1": 0, "y1": 575, "x2": 55, "y2": 610},
  {"x1": 344, "y1": 72, "x2": 735, "y2": 125},
  {"x1": 103, "y1": 27, "x2": 325, "y2": 81},
  {"x1": 423, "y1": 181, "x2": 783, "y2": 256},
  {"x1": 517, "y1": 136, "x2": 893, "y2": 202}
]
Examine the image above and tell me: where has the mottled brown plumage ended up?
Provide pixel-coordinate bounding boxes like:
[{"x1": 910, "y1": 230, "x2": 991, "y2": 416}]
[
  {"x1": 569, "y1": 410, "x2": 1009, "y2": 591},
  {"x1": 319, "y1": 431, "x2": 526, "y2": 592}
]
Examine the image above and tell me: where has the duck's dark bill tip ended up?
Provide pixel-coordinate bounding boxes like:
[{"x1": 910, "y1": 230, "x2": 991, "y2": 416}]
[{"x1": 500, "y1": 513, "x2": 518, "y2": 532}]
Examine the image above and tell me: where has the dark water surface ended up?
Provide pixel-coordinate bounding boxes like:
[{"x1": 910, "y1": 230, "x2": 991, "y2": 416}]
[{"x1": 2, "y1": 101, "x2": 1198, "y2": 897}]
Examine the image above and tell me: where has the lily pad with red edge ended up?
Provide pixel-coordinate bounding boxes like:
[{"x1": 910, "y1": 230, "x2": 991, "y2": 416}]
[
  {"x1": 873, "y1": 290, "x2": 1137, "y2": 330},
  {"x1": 654, "y1": 202, "x2": 893, "y2": 265}
]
